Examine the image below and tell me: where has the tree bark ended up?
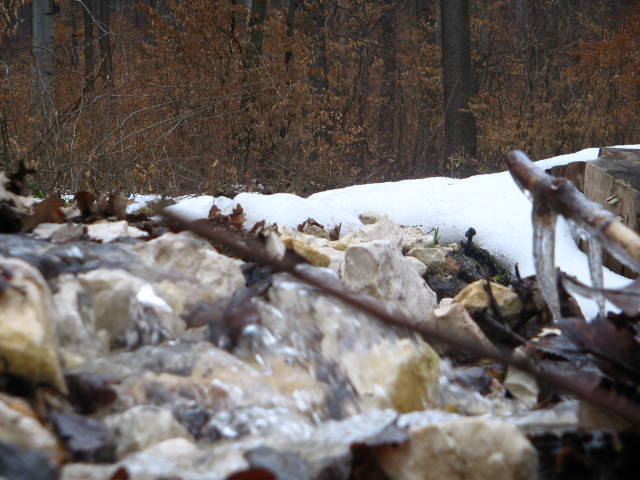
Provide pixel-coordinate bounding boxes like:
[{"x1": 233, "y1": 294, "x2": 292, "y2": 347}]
[
  {"x1": 440, "y1": 0, "x2": 477, "y2": 161},
  {"x1": 98, "y1": 0, "x2": 112, "y2": 83},
  {"x1": 31, "y1": 0, "x2": 55, "y2": 128},
  {"x1": 248, "y1": 0, "x2": 268, "y2": 61},
  {"x1": 83, "y1": 0, "x2": 96, "y2": 85},
  {"x1": 379, "y1": 0, "x2": 398, "y2": 161}
]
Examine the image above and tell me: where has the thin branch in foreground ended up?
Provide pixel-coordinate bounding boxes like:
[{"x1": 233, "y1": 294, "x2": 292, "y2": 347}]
[{"x1": 159, "y1": 208, "x2": 640, "y2": 427}]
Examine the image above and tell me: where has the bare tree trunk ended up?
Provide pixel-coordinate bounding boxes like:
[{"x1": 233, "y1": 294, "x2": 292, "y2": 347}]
[
  {"x1": 440, "y1": 0, "x2": 477, "y2": 162},
  {"x1": 285, "y1": 0, "x2": 301, "y2": 65},
  {"x1": 31, "y1": 0, "x2": 55, "y2": 129},
  {"x1": 247, "y1": 0, "x2": 267, "y2": 62},
  {"x1": 98, "y1": 0, "x2": 112, "y2": 83},
  {"x1": 379, "y1": 0, "x2": 398, "y2": 162},
  {"x1": 83, "y1": 0, "x2": 96, "y2": 86}
]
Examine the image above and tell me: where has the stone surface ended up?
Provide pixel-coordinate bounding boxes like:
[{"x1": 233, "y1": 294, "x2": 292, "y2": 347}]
[
  {"x1": 407, "y1": 246, "x2": 447, "y2": 274},
  {"x1": 378, "y1": 412, "x2": 539, "y2": 480},
  {"x1": 0, "y1": 393, "x2": 60, "y2": 454},
  {"x1": 422, "y1": 303, "x2": 495, "y2": 356},
  {"x1": 404, "y1": 255, "x2": 428, "y2": 277},
  {"x1": 504, "y1": 366, "x2": 539, "y2": 410},
  {"x1": 78, "y1": 269, "x2": 182, "y2": 349},
  {"x1": 331, "y1": 215, "x2": 403, "y2": 250},
  {"x1": 454, "y1": 280, "x2": 523, "y2": 320},
  {"x1": 342, "y1": 240, "x2": 438, "y2": 321},
  {"x1": 105, "y1": 405, "x2": 193, "y2": 460},
  {"x1": 254, "y1": 273, "x2": 440, "y2": 414},
  {"x1": 402, "y1": 225, "x2": 435, "y2": 253},
  {"x1": 319, "y1": 247, "x2": 346, "y2": 275},
  {"x1": 0, "y1": 256, "x2": 67, "y2": 392},
  {"x1": 359, "y1": 211, "x2": 382, "y2": 225}
]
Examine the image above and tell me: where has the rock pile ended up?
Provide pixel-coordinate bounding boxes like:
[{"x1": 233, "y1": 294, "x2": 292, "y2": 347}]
[{"x1": 0, "y1": 185, "x2": 549, "y2": 479}]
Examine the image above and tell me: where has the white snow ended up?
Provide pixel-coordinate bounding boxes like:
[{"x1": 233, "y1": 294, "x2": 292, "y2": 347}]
[{"x1": 161, "y1": 145, "x2": 640, "y2": 319}]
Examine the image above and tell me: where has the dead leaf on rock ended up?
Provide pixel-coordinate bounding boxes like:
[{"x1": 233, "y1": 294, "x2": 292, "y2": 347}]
[
  {"x1": 22, "y1": 195, "x2": 64, "y2": 231},
  {"x1": 49, "y1": 410, "x2": 113, "y2": 462},
  {"x1": 75, "y1": 190, "x2": 97, "y2": 218},
  {"x1": 230, "y1": 204, "x2": 246, "y2": 229}
]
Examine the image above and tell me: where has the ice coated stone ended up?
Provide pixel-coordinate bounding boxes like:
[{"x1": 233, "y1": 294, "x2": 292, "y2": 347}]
[
  {"x1": 78, "y1": 269, "x2": 182, "y2": 349},
  {"x1": 378, "y1": 413, "x2": 538, "y2": 480},
  {"x1": 0, "y1": 257, "x2": 67, "y2": 392},
  {"x1": 343, "y1": 240, "x2": 438, "y2": 321},
  {"x1": 105, "y1": 405, "x2": 193, "y2": 460},
  {"x1": 407, "y1": 246, "x2": 447, "y2": 274}
]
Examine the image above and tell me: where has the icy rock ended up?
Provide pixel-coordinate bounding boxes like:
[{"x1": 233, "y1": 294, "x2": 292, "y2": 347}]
[
  {"x1": 378, "y1": 413, "x2": 538, "y2": 480},
  {"x1": 78, "y1": 269, "x2": 182, "y2": 349},
  {"x1": 331, "y1": 215, "x2": 403, "y2": 250},
  {"x1": 359, "y1": 211, "x2": 382, "y2": 225},
  {"x1": 254, "y1": 273, "x2": 440, "y2": 414},
  {"x1": 0, "y1": 393, "x2": 60, "y2": 454},
  {"x1": 105, "y1": 405, "x2": 193, "y2": 460},
  {"x1": 407, "y1": 246, "x2": 447, "y2": 274},
  {"x1": 343, "y1": 240, "x2": 438, "y2": 321},
  {"x1": 422, "y1": 303, "x2": 495, "y2": 356},
  {"x1": 0, "y1": 256, "x2": 67, "y2": 392},
  {"x1": 454, "y1": 280, "x2": 523, "y2": 321},
  {"x1": 51, "y1": 273, "x2": 108, "y2": 365},
  {"x1": 86, "y1": 220, "x2": 148, "y2": 243},
  {"x1": 401, "y1": 225, "x2": 435, "y2": 253},
  {"x1": 129, "y1": 231, "x2": 245, "y2": 292}
]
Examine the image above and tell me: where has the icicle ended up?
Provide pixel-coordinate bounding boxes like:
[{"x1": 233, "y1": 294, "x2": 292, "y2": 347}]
[
  {"x1": 586, "y1": 238, "x2": 605, "y2": 317},
  {"x1": 533, "y1": 208, "x2": 561, "y2": 321}
]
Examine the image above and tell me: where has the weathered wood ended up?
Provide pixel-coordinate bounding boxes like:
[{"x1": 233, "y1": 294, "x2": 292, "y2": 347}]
[{"x1": 584, "y1": 148, "x2": 640, "y2": 277}]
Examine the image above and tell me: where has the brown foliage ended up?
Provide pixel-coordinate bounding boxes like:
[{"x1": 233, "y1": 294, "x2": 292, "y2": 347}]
[{"x1": 0, "y1": 1, "x2": 638, "y2": 194}]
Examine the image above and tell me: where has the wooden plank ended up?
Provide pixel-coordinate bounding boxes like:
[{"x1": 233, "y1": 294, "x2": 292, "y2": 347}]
[{"x1": 583, "y1": 147, "x2": 640, "y2": 278}]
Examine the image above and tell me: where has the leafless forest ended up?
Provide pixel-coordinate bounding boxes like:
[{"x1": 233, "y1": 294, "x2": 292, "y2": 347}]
[{"x1": 1, "y1": 0, "x2": 638, "y2": 195}]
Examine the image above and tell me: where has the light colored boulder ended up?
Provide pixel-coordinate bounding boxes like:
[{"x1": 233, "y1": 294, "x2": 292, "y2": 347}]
[
  {"x1": 343, "y1": 240, "x2": 438, "y2": 321},
  {"x1": 331, "y1": 215, "x2": 403, "y2": 251},
  {"x1": 407, "y1": 246, "x2": 447, "y2": 274},
  {"x1": 78, "y1": 269, "x2": 182, "y2": 349},
  {"x1": 404, "y1": 255, "x2": 427, "y2": 277},
  {"x1": 129, "y1": 231, "x2": 245, "y2": 292},
  {"x1": 0, "y1": 393, "x2": 60, "y2": 453},
  {"x1": 422, "y1": 302, "x2": 495, "y2": 356},
  {"x1": 378, "y1": 413, "x2": 538, "y2": 480},
  {"x1": 319, "y1": 247, "x2": 346, "y2": 275},
  {"x1": 504, "y1": 365, "x2": 539, "y2": 409},
  {"x1": 402, "y1": 226, "x2": 435, "y2": 253},
  {"x1": 105, "y1": 405, "x2": 193, "y2": 459},
  {"x1": 0, "y1": 256, "x2": 67, "y2": 392},
  {"x1": 454, "y1": 280, "x2": 523, "y2": 321}
]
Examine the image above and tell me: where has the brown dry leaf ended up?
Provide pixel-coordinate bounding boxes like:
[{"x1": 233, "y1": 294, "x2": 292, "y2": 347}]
[
  {"x1": 328, "y1": 223, "x2": 341, "y2": 241},
  {"x1": 209, "y1": 204, "x2": 222, "y2": 218},
  {"x1": 229, "y1": 204, "x2": 246, "y2": 229},
  {"x1": 97, "y1": 192, "x2": 133, "y2": 220},
  {"x1": 22, "y1": 195, "x2": 65, "y2": 231},
  {"x1": 75, "y1": 190, "x2": 97, "y2": 218}
]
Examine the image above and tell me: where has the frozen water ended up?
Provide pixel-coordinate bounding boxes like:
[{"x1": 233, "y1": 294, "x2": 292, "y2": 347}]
[{"x1": 532, "y1": 210, "x2": 561, "y2": 321}]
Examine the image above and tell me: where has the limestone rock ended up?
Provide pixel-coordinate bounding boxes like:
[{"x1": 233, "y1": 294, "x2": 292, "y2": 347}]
[
  {"x1": 504, "y1": 365, "x2": 539, "y2": 409},
  {"x1": 0, "y1": 256, "x2": 67, "y2": 392},
  {"x1": 404, "y1": 255, "x2": 427, "y2": 277},
  {"x1": 78, "y1": 269, "x2": 182, "y2": 349},
  {"x1": 378, "y1": 413, "x2": 538, "y2": 480},
  {"x1": 407, "y1": 246, "x2": 447, "y2": 274},
  {"x1": 454, "y1": 280, "x2": 523, "y2": 320},
  {"x1": 319, "y1": 247, "x2": 346, "y2": 275},
  {"x1": 282, "y1": 236, "x2": 331, "y2": 267},
  {"x1": 130, "y1": 231, "x2": 245, "y2": 293},
  {"x1": 254, "y1": 273, "x2": 440, "y2": 414},
  {"x1": 105, "y1": 405, "x2": 193, "y2": 459},
  {"x1": 0, "y1": 393, "x2": 60, "y2": 454},
  {"x1": 359, "y1": 211, "x2": 382, "y2": 225},
  {"x1": 422, "y1": 303, "x2": 495, "y2": 356},
  {"x1": 402, "y1": 225, "x2": 435, "y2": 253},
  {"x1": 331, "y1": 215, "x2": 403, "y2": 250},
  {"x1": 343, "y1": 240, "x2": 438, "y2": 321}
]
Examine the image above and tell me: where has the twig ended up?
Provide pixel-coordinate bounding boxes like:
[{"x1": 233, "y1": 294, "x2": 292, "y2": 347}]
[{"x1": 159, "y1": 208, "x2": 640, "y2": 426}]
